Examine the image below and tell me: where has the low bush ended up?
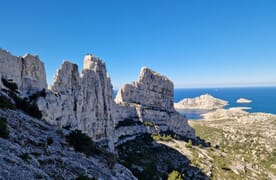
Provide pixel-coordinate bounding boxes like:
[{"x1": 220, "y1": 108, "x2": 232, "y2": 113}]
[
  {"x1": 47, "y1": 137, "x2": 54, "y2": 146},
  {"x1": 185, "y1": 140, "x2": 193, "y2": 148},
  {"x1": 66, "y1": 130, "x2": 101, "y2": 156},
  {"x1": 1, "y1": 78, "x2": 18, "y2": 92},
  {"x1": 167, "y1": 170, "x2": 184, "y2": 180},
  {"x1": 19, "y1": 153, "x2": 30, "y2": 161},
  {"x1": 10, "y1": 93, "x2": 42, "y2": 119},
  {"x1": 151, "y1": 133, "x2": 173, "y2": 142},
  {"x1": 0, "y1": 95, "x2": 16, "y2": 110},
  {"x1": 0, "y1": 117, "x2": 9, "y2": 139}
]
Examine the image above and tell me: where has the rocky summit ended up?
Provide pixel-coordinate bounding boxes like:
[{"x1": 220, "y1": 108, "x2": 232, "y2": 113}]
[{"x1": 115, "y1": 67, "x2": 195, "y2": 146}]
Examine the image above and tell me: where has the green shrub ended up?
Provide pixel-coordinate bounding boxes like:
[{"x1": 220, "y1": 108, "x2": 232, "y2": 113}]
[
  {"x1": 1, "y1": 78, "x2": 18, "y2": 92},
  {"x1": 167, "y1": 170, "x2": 184, "y2": 180},
  {"x1": 10, "y1": 93, "x2": 42, "y2": 119},
  {"x1": 75, "y1": 175, "x2": 97, "y2": 180},
  {"x1": 151, "y1": 133, "x2": 173, "y2": 142},
  {"x1": 143, "y1": 121, "x2": 155, "y2": 127},
  {"x1": 66, "y1": 130, "x2": 101, "y2": 156},
  {"x1": 185, "y1": 140, "x2": 193, "y2": 148},
  {"x1": 47, "y1": 137, "x2": 54, "y2": 146},
  {"x1": 0, "y1": 95, "x2": 16, "y2": 110},
  {"x1": 0, "y1": 117, "x2": 9, "y2": 139},
  {"x1": 19, "y1": 153, "x2": 30, "y2": 161}
]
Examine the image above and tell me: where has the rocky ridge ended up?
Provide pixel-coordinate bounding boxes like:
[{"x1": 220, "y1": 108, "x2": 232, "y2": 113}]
[
  {"x1": 174, "y1": 94, "x2": 228, "y2": 110},
  {"x1": 0, "y1": 49, "x2": 195, "y2": 152}
]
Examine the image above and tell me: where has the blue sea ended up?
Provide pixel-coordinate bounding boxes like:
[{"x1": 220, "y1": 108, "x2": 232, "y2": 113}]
[
  {"x1": 114, "y1": 87, "x2": 276, "y2": 119},
  {"x1": 174, "y1": 87, "x2": 276, "y2": 119}
]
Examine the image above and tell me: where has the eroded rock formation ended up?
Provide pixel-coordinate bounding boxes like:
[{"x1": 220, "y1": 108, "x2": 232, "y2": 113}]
[
  {"x1": 37, "y1": 55, "x2": 116, "y2": 151},
  {"x1": 115, "y1": 67, "x2": 195, "y2": 145},
  {"x1": 0, "y1": 49, "x2": 47, "y2": 95},
  {"x1": 0, "y1": 49, "x2": 196, "y2": 152}
]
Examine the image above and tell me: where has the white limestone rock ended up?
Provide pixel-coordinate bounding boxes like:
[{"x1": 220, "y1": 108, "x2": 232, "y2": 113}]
[
  {"x1": 115, "y1": 67, "x2": 195, "y2": 140},
  {"x1": 116, "y1": 67, "x2": 174, "y2": 110},
  {"x1": 236, "y1": 98, "x2": 252, "y2": 103},
  {"x1": 38, "y1": 55, "x2": 116, "y2": 151},
  {"x1": 0, "y1": 49, "x2": 47, "y2": 95},
  {"x1": 175, "y1": 94, "x2": 228, "y2": 110}
]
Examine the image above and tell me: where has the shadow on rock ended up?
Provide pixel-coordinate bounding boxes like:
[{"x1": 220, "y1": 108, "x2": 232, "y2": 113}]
[{"x1": 117, "y1": 134, "x2": 209, "y2": 180}]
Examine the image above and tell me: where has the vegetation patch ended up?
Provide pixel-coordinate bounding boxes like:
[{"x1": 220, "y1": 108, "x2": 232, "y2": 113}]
[
  {"x1": 66, "y1": 130, "x2": 116, "y2": 167},
  {"x1": 151, "y1": 133, "x2": 173, "y2": 142},
  {"x1": 1, "y1": 78, "x2": 18, "y2": 92},
  {"x1": 167, "y1": 170, "x2": 185, "y2": 180},
  {"x1": 66, "y1": 130, "x2": 101, "y2": 156},
  {"x1": 0, "y1": 117, "x2": 9, "y2": 139},
  {"x1": 117, "y1": 134, "x2": 205, "y2": 180},
  {"x1": 0, "y1": 95, "x2": 16, "y2": 110}
]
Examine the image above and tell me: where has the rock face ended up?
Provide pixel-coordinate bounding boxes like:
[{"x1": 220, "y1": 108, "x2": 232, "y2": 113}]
[
  {"x1": 0, "y1": 49, "x2": 47, "y2": 95},
  {"x1": 174, "y1": 94, "x2": 228, "y2": 110},
  {"x1": 38, "y1": 55, "x2": 116, "y2": 151},
  {"x1": 0, "y1": 108, "x2": 136, "y2": 180},
  {"x1": 236, "y1": 98, "x2": 252, "y2": 103},
  {"x1": 115, "y1": 67, "x2": 195, "y2": 145}
]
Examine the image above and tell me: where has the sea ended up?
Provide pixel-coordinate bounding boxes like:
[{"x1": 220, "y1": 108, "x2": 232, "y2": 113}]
[
  {"x1": 114, "y1": 87, "x2": 276, "y2": 120},
  {"x1": 174, "y1": 87, "x2": 276, "y2": 119}
]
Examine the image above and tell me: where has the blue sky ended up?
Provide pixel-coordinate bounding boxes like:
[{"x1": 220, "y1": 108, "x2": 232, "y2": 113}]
[{"x1": 1, "y1": 0, "x2": 276, "y2": 89}]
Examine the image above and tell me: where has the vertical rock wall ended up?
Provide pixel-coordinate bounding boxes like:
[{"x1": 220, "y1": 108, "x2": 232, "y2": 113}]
[
  {"x1": 38, "y1": 55, "x2": 115, "y2": 151},
  {"x1": 0, "y1": 49, "x2": 47, "y2": 94}
]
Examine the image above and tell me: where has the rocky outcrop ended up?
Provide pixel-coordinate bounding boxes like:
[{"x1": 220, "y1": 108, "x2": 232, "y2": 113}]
[
  {"x1": 0, "y1": 49, "x2": 47, "y2": 95},
  {"x1": 38, "y1": 55, "x2": 116, "y2": 151},
  {"x1": 115, "y1": 67, "x2": 195, "y2": 145},
  {"x1": 236, "y1": 98, "x2": 252, "y2": 103},
  {"x1": 174, "y1": 94, "x2": 228, "y2": 110},
  {"x1": 0, "y1": 108, "x2": 136, "y2": 180}
]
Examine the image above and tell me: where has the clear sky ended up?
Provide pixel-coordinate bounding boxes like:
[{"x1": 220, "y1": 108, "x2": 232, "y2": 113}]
[{"x1": 1, "y1": 0, "x2": 276, "y2": 89}]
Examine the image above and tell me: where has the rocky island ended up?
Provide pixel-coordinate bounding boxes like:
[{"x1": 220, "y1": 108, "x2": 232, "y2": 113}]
[
  {"x1": 174, "y1": 94, "x2": 228, "y2": 110},
  {"x1": 236, "y1": 98, "x2": 252, "y2": 103}
]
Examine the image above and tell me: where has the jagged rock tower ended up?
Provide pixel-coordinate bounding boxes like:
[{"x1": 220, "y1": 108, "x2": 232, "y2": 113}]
[{"x1": 38, "y1": 55, "x2": 116, "y2": 151}]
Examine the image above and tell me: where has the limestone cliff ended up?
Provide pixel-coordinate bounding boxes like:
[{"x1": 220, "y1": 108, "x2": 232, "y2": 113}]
[
  {"x1": 0, "y1": 49, "x2": 47, "y2": 95},
  {"x1": 38, "y1": 55, "x2": 116, "y2": 151},
  {"x1": 115, "y1": 67, "x2": 195, "y2": 145},
  {"x1": 0, "y1": 49, "x2": 196, "y2": 152}
]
